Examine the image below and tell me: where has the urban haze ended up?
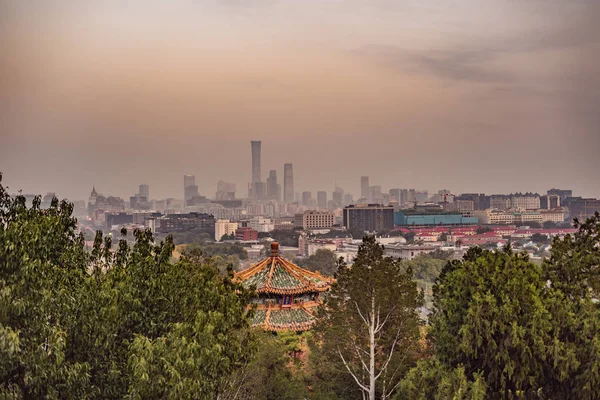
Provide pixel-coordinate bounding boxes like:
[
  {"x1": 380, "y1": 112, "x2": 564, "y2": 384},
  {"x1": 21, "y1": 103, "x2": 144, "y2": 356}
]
[{"x1": 1, "y1": 0, "x2": 599, "y2": 200}]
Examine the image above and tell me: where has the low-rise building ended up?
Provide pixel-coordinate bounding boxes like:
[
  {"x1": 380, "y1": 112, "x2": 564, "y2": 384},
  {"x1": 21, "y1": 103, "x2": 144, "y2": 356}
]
[
  {"x1": 384, "y1": 244, "x2": 440, "y2": 261},
  {"x1": 215, "y1": 219, "x2": 239, "y2": 241},
  {"x1": 294, "y1": 210, "x2": 335, "y2": 230},
  {"x1": 236, "y1": 227, "x2": 258, "y2": 241}
]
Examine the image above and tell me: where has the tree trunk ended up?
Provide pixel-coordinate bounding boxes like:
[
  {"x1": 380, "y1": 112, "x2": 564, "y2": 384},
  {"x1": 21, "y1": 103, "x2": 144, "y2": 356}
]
[{"x1": 369, "y1": 294, "x2": 376, "y2": 400}]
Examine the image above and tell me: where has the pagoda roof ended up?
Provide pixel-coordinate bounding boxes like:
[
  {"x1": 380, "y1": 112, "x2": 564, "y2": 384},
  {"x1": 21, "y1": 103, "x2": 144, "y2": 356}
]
[
  {"x1": 235, "y1": 242, "x2": 333, "y2": 296},
  {"x1": 252, "y1": 307, "x2": 316, "y2": 332}
]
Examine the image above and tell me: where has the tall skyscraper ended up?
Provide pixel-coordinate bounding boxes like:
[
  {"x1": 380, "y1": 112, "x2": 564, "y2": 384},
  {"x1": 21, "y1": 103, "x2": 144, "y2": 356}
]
[
  {"x1": 284, "y1": 163, "x2": 294, "y2": 203},
  {"x1": 250, "y1": 141, "x2": 264, "y2": 199},
  {"x1": 251, "y1": 141, "x2": 261, "y2": 184},
  {"x1": 317, "y1": 191, "x2": 327, "y2": 209},
  {"x1": 139, "y1": 184, "x2": 149, "y2": 200},
  {"x1": 360, "y1": 176, "x2": 370, "y2": 200}
]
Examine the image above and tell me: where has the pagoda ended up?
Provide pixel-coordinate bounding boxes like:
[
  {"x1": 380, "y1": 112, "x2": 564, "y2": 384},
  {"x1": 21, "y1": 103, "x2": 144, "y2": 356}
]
[{"x1": 235, "y1": 242, "x2": 333, "y2": 332}]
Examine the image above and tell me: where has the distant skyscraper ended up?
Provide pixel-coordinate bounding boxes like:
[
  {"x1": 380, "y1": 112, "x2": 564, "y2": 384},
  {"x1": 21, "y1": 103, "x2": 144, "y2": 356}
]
[
  {"x1": 266, "y1": 170, "x2": 280, "y2": 201},
  {"x1": 184, "y1": 175, "x2": 199, "y2": 205},
  {"x1": 302, "y1": 191, "x2": 312, "y2": 206},
  {"x1": 139, "y1": 184, "x2": 149, "y2": 199},
  {"x1": 360, "y1": 176, "x2": 370, "y2": 200},
  {"x1": 250, "y1": 141, "x2": 265, "y2": 199},
  {"x1": 317, "y1": 191, "x2": 327, "y2": 209},
  {"x1": 251, "y1": 141, "x2": 262, "y2": 183},
  {"x1": 284, "y1": 163, "x2": 294, "y2": 203},
  {"x1": 332, "y1": 187, "x2": 344, "y2": 206}
]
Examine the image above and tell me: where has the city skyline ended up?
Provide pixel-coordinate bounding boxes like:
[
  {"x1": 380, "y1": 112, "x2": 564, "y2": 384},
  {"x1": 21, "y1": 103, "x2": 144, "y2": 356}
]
[{"x1": 1, "y1": 1, "x2": 599, "y2": 200}]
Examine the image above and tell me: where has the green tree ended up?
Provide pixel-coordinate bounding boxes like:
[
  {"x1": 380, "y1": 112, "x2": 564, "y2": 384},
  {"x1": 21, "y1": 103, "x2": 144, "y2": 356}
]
[
  {"x1": 316, "y1": 236, "x2": 423, "y2": 400},
  {"x1": 221, "y1": 332, "x2": 309, "y2": 400},
  {"x1": 530, "y1": 233, "x2": 549, "y2": 243},
  {"x1": 428, "y1": 247, "x2": 554, "y2": 398},
  {"x1": 0, "y1": 174, "x2": 256, "y2": 398},
  {"x1": 539, "y1": 212, "x2": 600, "y2": 398},
  {"x1": 396, "y1": 358, "x2": 487, "y2": 400},
  {"x1": 475, "y1": 226, "x2": 493, "y2": 234},
  {"x1": 304, "y1": 249, "x2": 338, "y2": 276}
]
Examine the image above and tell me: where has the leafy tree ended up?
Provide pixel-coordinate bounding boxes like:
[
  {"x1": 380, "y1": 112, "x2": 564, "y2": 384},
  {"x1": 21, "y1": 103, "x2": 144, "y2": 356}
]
[
  {"x1": 543, "y1": 212, "x2": 600, "y2": 298},
  {"x1": 401, "y1": 255, "x2": 446, "y2": 285},
  {"x1": 538, "y1": 212, "x2": 600, "y2": 398},
  {"x1": 396, "y1": 358, "x2": 487, "y2": 400},
  {"x1": 428, "y1": 247, "x2": 554, "y2": 398},
  {"x1": 304, "y1": 249, "x2": 338, "y2": 276},
  {"x1": 316, "y1": 236, "x2": 424, "y2": 400},
  {"x1": 530, "y1": 233, "x2": 549, "y2": 243},
  {"x1": 438, "y1": 232, "x2": 448, "y2": 242},
  {"x1": 428, "y1": 235, "x2": 600, "y2": 399},
  {"x1": 0, "y1": 174, "x2": 256, "y2": 398},
  {"x1": 543, "y1": 221, "x2": 557, "y2": 229},
  {"x1": 220, "y1": 232, "x2": 236, "y2": 241},
  {"x1": 475, "y1": 226, "x2": 493, "y2": 234},
  {"x1": 220, "y1": 332, "x2": 309, "y2": 400}
]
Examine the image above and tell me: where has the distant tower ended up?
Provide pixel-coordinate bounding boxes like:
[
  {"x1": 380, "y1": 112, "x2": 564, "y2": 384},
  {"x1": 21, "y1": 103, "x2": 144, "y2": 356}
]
[
  {"x1": 89, "y1": 186, "x2": 98, "y2": 206},
  {"x1": 360, "y1": 176, "x2": 370, "y2": 200},
  {"x1": 267, "y1": 170, "x2": 280, "y2": 201},
  {"x1": 184, "y1": 175, "x2": 199, "y2": 205},
  {"x1": 284, "y1": 163, "x2": 294, "y2": 203},
  {"x1": 251, "y1": 141, "x2": 262, "y2": 184},
  {"x1": 139, "y1": 184, "x2": 149, "y2": 199},
  {"x1": 317, "y1": 191, "x2": 327, "y2": 209}
]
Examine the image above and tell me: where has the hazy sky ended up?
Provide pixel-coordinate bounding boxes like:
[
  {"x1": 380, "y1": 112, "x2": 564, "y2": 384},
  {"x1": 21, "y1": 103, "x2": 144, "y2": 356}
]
[{"x1": 1, "y1": 0, "x2": 599, "y2": 200}]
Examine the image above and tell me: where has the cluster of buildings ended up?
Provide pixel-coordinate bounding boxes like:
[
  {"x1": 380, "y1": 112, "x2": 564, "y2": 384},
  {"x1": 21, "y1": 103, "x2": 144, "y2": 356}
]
[{"x1": 74, "y1": 141, "x2": 599, "y2": 263}]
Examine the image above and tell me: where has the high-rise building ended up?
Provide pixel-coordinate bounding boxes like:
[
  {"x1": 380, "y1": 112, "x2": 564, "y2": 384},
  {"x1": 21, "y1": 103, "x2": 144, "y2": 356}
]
[
  {"x1": 216, "y1": 181, "x2": 236, "y2": 200},
  {"x1": 343, "y1": 193, "x2": 354, "y2": 206},
  {"x1": 139, "y1": 184, "x2": 149, "y2": 199},
  {"x1": 284, "y1": 163, "x2": 294, "y2": 203},
  {"x1": 251, "y1": 141, "x2": 261, "y2": 184},
  {"x1": 266, "y1": 170, "x2": 280, "y2": 201},
  {"x1": 302, "y1": 191, "x2": 312, "y2": 206},
  {"x1": 249, "y1": 141, "x2": 264, "y2": 199},
  {"x1": 360, "y1": 176, "x2": 370, "y2": 200},
  {"x1": 183, "y1": 175, "x2": 199, "y2": 205},
  {"x1": 317, "y1": 191, "x2": 327, "y2": 209},
  {"x1": 332, "y1": 187, "x2": 344, "y2": 206}
]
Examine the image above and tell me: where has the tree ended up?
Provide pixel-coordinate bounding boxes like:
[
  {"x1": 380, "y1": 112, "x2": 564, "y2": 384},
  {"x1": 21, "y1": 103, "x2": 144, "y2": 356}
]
[
  {"x1": 316, "y1": 236, "x2": 424, "y2": 400},
  {"x1": 396, "y1": 358, "x2": 487, "y2": 400},
  {"x1": 475, "y1": 226, "x2": 492, "y2": 234},
  {"x1": 438, "y1": 232, "x2": 448, "y2": 242},
  {"x1": 530, "y1": 233, "x2": 549, "y2": 243},
  {"x1": 304, "y1": 249, "x2": 338, "y2": 276},
  {"x1": 221, "y1": 332, "x2": 309, "y2": 400},
  {"x1": 543, "y1": 212, "x2": 600, "y2": 298},
  {"x1": 0, "y1": 174, "x2": 256, "y2": 398},
  {"x1": 543, "y1": 221, "x2": 557, "y2": 229},
  {"x1": 428, "y1": 247, "x2": 554, "y2": 398}
]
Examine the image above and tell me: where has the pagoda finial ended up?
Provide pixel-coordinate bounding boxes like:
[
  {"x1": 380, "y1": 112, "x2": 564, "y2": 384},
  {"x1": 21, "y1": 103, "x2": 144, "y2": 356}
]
[{"x1": 270, "y1": 242, "x2": 279, "y2": 257}]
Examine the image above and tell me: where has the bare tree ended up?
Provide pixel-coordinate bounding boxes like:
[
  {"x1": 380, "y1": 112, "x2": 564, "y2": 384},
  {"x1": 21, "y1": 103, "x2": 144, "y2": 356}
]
[{"x1": 316, "y1": 236, "x2": 423, "y2": 400}]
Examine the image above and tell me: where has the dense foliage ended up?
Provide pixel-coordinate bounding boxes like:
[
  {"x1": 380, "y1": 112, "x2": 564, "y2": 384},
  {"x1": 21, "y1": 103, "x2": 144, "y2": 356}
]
[
  {"x1": 0, "y1": 174, "x2": 255, "y2": 399},
  {"x1": 295, "y1": 249, "x2": 339, "y2": 276},
  {"x1": 316, "y1": 236, "x2": 424, "y2": 400},
  {"x1": 403, "y1": 212, "x2": 600, "y2": 399}
]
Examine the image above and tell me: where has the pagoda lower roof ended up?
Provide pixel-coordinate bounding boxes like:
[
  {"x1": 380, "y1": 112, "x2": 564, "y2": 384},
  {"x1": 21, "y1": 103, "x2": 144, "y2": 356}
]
[{"x1": 252, "y1": 306, "x2": 316, "y2": 332}]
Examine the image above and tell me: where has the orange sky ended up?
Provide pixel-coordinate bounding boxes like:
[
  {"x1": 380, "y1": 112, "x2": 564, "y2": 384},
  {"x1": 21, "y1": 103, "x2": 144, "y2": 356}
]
[{"x1": 1, "y1": 1, "x2": 599, "y2": 200}]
